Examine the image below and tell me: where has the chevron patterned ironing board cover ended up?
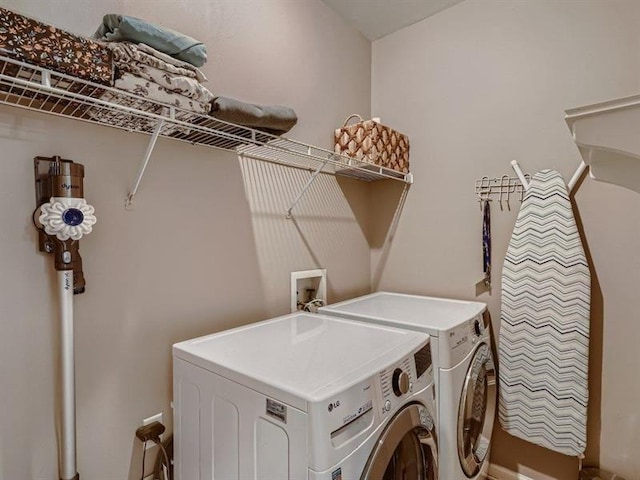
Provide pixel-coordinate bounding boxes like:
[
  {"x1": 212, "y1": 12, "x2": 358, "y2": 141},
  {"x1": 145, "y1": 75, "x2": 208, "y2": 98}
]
[{"x1": 498, "y1": 169, "x2": 591, "y2": 456}]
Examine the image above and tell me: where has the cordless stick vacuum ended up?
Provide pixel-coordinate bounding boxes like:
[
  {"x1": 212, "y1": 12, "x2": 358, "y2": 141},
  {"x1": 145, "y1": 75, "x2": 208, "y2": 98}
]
[{"x1": 33, "y1": 156, "x2": 96, "y2": 480}]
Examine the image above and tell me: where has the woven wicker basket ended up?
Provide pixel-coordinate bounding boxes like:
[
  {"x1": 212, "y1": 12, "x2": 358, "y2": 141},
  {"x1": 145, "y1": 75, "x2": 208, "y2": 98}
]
[{"x1": 334, "y1": 114, "x2": 409, "y2": 173}]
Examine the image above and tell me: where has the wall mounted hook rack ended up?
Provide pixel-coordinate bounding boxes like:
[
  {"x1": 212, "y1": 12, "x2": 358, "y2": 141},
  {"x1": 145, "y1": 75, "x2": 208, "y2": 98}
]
[{"x1": 475, "y1": 173, "x2": 530, "y2": 211}]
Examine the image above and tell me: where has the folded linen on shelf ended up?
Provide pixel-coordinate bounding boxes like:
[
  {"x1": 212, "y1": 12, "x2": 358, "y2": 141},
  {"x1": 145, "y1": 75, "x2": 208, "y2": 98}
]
[
  {"x1": 136, "y1": 43, "x2": 207, "y2": 83},
  {"x1": 0, "y1": 7, "x2": 113, "y2": 85},
  {"x1": 118, "y1": 62, "x2": 214, "y2": 103},
  {"x1": 109, "y1": 44, "x2": 214, "y2": 104},
  {"x1": 86, "y1": 90, "x2": 191, "y2": 135},
  {"x1": 109, "y1": 42, "x2": 207, "y2": 82},
  {"x1": 94, "y1": 14, "x2": 207, "y2": 67},
  {"x1": 210, "y1": 96, "x2": 297, "y2": 136},
  {"x1": 115, "y1": 72, "x2": 211, "y2": 115}
]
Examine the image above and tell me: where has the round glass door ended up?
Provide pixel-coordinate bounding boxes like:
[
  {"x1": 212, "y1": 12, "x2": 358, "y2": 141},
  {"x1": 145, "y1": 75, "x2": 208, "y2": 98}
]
[
  {"x1": 457, "y1": 343, "x2": 497, "y2": 478},
  {"x1": 361, "y1": 403, "x2": 438, "y2": 480}
]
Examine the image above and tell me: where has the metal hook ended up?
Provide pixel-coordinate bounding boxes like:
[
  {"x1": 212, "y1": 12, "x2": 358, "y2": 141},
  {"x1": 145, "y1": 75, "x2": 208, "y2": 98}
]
[
  {"x1": 499, "y1": 174, "x2": 511, "y2": 211},
  {"x1": 477, "y1": 176, "x2": 491, "y2": 209}
]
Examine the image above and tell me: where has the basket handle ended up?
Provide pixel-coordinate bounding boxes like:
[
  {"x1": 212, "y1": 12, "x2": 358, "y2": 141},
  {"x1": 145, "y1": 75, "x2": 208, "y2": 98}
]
[{"x1": 342, "y1": 114, "x2": 364, "y2": 127}]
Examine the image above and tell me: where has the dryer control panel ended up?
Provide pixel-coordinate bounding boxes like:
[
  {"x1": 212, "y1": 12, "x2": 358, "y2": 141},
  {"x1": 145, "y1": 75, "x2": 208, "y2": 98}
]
[{"x1": 442, "y1": 314, "x2": 486, "y2": 368}]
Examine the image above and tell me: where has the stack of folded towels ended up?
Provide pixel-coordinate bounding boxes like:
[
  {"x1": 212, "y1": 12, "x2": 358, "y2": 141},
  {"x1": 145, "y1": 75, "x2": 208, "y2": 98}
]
[
  {"x1": 93, "y1": 13, "x2": 298, "y2": 137},
  {"x1": 94, "y1": 14, "x2": 213, "y2": 115}
]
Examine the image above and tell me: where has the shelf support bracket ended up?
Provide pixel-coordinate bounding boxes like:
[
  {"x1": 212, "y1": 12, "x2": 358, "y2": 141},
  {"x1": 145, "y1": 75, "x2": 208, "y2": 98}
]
[
  {"x1": 286, "y1": 158, "x2": 329, "y2": 219},
  {"x1": 125, "y1": 120, "x2": 164, "y2": 209}
]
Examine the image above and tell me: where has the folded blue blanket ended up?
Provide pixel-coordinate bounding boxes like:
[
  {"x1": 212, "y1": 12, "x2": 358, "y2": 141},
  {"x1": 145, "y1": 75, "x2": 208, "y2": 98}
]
[{"x1": 94, "y1": 14, "x2": 207, "y2": 67}]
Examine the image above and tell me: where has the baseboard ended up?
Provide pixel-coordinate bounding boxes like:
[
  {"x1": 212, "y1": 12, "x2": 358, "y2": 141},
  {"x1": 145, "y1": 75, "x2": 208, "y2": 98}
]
[
  {"x1": 488, "y1": 464, "x2": 536, "y2": 480},
  {"x1": 488, "y1": 463, "x2": 565, "y2": 480}
]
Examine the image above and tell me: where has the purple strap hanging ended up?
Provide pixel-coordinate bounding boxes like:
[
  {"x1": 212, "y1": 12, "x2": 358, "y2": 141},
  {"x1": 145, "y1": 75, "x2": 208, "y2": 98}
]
[{"x1": 482, "y1": 199, "x2": 491, "y2": 288}]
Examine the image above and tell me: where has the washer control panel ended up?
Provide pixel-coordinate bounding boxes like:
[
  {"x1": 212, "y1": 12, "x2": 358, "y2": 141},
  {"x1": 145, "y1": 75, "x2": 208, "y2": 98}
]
[{"x1": 379, "y1": 342, "x2": 433, "y2": 416}]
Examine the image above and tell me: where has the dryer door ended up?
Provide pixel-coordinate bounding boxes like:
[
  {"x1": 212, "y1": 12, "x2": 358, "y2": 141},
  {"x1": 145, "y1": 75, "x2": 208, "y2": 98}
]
[
  {"x1": 457, "y1": 342, "x2": 497, "y2": 477},
  {"x1": 360, "y1": 403, "x2": 437, "y2": 480}
]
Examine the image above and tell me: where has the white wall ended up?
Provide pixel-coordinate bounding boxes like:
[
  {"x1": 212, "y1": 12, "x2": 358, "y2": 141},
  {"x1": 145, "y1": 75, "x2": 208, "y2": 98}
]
[
  {"x1": 0, "y1": 1, "x2": 372, "y2": 478},
  {"x1": 372, "y1": 1, "x2": 640, "y2": 479}
]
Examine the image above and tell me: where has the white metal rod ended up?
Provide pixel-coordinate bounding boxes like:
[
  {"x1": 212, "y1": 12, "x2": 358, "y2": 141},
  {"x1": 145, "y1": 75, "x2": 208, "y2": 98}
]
[
  {"x1": 59, "y1": 270, "x2": 77, "y2": 480},
  {"x1": 0, "y1": 72, "x2": 169, "y2": 123},
  {"x1": 126, "y1": 120, "x2": 164, "y2": 206},
  {"x1": 510, "y1": 160, "x2": 530, "y2": 190},
  {"x1": 286, "y1": 160, "x2": 329, "y2": 218},
  {"x1": 41, "y1": 70, "x2": 51, "y2": 88},
  {"x1": 567, "y1": 160, "x2": 587, "y2": 194}
]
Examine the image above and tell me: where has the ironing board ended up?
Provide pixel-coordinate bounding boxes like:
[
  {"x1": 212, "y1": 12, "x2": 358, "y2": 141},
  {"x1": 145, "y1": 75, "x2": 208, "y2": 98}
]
[{"x1": 498, "y1": 169, "x2": 591, "y2": 456}]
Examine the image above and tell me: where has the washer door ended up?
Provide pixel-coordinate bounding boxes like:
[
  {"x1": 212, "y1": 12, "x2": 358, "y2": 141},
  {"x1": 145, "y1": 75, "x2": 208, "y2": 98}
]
[
  {"x1": 360, "y1": 403, "x2": 438, "y2": 480},
  {"x1": 457, "y1": 342, "x2": 497, "y2": 478}
]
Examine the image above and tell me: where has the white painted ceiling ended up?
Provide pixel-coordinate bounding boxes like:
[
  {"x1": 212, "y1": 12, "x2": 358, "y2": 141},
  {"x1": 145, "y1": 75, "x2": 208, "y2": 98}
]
[{"x1": 322, "y1": 0, "x2": 465, "y2": 40}]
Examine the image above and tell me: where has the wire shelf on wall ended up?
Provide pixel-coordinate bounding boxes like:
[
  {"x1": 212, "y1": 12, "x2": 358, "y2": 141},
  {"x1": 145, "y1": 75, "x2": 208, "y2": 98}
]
[{"x1": 0, "y1": 55, "x2": 412, "y2": 208}]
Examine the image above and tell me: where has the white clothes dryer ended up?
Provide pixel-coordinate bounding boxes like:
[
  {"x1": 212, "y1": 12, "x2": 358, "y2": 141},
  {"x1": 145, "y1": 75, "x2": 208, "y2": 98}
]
[
  {"x1": 320, "y1": 292, "x2": 497, "y2": 480},
  {"x1": 173, "y1": 312, "x2": 438, "y2": 480}
]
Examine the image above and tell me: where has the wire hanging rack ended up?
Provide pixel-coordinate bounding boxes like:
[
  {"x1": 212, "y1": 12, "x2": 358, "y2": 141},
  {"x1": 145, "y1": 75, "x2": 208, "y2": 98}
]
[{"x1": 475, "y1": 173, "x2": 531, "y2": 210}]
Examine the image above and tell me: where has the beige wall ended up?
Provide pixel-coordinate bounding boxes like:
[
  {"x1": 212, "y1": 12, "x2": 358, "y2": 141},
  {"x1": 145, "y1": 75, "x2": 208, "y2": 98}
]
[
  {"x1": 0, "y1": 1, "x2": 372, "y2": 478},
  {"x1": 372, "y1": 1, "x2": 640, "y2": 479},
  {"x1": 3, "y1": 1, "x2": 639, "y2": 479}
]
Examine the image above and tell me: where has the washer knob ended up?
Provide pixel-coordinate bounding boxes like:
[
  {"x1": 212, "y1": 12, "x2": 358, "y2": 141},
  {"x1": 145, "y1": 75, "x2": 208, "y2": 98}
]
[{"x1": 392, "y1": 368, "x2": 410, "y2": 397}]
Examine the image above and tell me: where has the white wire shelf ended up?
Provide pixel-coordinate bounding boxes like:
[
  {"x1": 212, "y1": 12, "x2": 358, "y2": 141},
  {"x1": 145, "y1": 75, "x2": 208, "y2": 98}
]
[{"x1": 0, "y1": 55, "x2": 412, "y2": 204}]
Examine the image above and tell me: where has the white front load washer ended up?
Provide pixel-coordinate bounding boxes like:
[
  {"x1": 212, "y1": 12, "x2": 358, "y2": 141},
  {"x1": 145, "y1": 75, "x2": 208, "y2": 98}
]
[
  {"x1": 320, "y1": 292, "x2": 497, "y2": 480},
  {"x1": 173, "y1": 311, "x2": 438, "y2": 480}
]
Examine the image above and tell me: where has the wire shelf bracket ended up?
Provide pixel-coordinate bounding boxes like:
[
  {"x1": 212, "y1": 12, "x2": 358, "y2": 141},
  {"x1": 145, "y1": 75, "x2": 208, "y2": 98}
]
[
  {"x1": 125, "y1": 119, "x2": 164, "y2": 210},
  {"x1": 286, "y1": 152, "x2": 329, "y2": 219}
]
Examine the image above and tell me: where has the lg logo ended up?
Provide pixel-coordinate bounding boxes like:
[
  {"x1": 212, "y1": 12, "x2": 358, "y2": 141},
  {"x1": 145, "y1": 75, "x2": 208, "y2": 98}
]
[{"x1": 327, "y1": 400, "x2": 340, "y2": 412}]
